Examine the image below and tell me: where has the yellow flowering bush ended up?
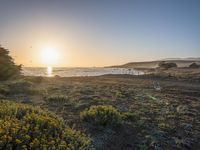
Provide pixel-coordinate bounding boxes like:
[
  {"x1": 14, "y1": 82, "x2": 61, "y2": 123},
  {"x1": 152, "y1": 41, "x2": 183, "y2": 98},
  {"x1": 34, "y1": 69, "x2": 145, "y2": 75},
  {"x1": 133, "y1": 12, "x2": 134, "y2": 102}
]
[
  {"x1": 80, "y1": 105, "x2": 122, "y2": 126},
  {"x1": 0, "y1": 100, "x2": 94, "y2": 150}
]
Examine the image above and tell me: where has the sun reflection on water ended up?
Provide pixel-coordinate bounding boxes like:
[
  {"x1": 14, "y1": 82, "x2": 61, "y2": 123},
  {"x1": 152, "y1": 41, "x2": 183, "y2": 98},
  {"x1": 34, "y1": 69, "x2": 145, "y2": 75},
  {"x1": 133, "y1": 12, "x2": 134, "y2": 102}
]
[{"x1": 47, "y1": 66, "x2": 53, "y2": 77}]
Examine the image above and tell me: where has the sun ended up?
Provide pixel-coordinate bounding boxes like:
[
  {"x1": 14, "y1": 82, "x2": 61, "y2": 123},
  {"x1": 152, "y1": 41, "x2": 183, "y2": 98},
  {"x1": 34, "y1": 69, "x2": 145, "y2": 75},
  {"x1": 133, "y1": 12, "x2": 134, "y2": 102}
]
[{"x1": 41, "y1": 47, "x2": 59, "y2": 65}]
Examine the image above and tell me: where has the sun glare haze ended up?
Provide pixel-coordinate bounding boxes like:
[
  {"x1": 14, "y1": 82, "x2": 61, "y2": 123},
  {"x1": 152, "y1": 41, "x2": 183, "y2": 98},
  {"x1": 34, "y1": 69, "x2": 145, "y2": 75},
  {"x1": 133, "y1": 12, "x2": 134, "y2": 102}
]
[{"x1": 41, "y1": 47, "x2": 59, "y2": 66}]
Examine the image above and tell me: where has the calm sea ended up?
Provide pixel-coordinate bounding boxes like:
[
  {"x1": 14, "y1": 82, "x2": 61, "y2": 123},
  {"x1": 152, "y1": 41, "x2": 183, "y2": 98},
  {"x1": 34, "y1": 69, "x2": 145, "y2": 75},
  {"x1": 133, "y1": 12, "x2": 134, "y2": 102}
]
[{"x1": 22, "y1": 67, "x2": 144, "y2": 77}]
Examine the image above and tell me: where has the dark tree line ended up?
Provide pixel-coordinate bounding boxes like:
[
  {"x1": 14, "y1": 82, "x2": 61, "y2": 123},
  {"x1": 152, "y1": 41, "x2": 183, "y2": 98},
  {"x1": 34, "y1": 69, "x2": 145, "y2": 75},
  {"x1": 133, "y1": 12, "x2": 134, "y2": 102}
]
[{"x1": 0, "y1": 46, "x2": 21, "y2": 80}]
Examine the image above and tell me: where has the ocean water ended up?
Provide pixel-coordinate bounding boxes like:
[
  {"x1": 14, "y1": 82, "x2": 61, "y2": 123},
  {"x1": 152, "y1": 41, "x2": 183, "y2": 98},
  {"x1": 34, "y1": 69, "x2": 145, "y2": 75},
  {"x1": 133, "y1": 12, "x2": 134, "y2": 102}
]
[{"x1": 22, "y1": 67, "x2": 144, "y2": 77}]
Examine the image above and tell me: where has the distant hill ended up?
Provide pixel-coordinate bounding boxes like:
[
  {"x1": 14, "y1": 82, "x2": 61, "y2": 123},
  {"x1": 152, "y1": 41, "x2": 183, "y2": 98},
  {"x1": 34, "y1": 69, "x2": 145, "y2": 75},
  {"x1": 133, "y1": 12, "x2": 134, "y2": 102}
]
[
  {"x1": 162, "y1": 57, "x2": 200, "y2": 61},
  {"x1": 109, "y1": 58, "x2": 200, "y2": 68}
]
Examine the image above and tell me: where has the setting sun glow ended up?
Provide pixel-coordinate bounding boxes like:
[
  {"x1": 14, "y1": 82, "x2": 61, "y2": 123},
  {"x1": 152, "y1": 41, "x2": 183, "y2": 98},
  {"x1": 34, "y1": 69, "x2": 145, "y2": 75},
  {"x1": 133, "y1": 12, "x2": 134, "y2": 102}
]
[{"x1": 41, "y1": 47, "x2": 59, "y2": 66}]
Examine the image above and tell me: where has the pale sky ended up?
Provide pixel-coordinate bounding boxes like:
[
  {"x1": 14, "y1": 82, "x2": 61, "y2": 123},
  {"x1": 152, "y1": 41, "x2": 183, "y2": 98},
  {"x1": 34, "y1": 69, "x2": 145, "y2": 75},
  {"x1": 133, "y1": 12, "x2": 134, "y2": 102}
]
[{"x1": 0, "y1": 0, "x2": 199, "y2": 67}]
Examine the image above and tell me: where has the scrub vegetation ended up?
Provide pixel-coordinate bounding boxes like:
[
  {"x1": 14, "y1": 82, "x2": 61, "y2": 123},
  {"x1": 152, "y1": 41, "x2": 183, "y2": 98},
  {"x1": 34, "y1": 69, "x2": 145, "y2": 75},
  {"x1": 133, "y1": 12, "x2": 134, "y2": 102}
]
[
  {"x1": 0, "y1": 100, "x2": 94, "y2": 150},
  {"x1": 1, "y1": 74, "x2": 199, "y2": 150}
]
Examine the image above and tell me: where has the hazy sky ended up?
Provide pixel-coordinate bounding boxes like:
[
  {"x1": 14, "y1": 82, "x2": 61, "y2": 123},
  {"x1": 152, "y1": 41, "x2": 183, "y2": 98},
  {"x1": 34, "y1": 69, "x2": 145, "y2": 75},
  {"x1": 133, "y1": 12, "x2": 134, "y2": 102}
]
[{"x1": 0, "y1": 0, "x2": 199, "y2": 67}]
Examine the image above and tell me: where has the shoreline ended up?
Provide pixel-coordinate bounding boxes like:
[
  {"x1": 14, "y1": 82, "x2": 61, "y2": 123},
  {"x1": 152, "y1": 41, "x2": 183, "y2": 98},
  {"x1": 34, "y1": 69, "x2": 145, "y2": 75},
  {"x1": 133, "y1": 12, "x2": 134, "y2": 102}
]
[{"x1": 22, "y1": 67, "x2": 145, "y2": 77}]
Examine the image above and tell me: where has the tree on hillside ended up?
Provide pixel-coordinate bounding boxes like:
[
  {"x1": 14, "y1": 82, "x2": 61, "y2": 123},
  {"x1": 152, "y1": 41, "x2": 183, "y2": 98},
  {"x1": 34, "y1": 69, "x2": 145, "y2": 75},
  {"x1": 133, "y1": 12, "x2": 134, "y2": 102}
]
[
  {"x1": 0, "y1": 46, "x2": 21, "y2": 80},
  {"x1": 158, "y1": 61, "x2": 177, "y2": 70},
  {"x1": 189, "y1": 63, "x2": 199, "y2": 69}
]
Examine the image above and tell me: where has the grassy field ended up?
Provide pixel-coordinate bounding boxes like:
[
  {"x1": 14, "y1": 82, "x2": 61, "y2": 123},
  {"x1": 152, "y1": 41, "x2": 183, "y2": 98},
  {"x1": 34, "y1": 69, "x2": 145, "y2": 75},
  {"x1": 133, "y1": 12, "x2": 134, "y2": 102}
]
[{"x1": 0, "y1": 71, "x2": 200, "y2": 149}]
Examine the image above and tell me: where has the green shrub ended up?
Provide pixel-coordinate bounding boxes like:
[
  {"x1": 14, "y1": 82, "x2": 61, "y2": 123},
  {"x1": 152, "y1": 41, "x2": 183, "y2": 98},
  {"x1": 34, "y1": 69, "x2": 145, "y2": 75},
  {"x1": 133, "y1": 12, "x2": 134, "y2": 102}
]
[
  {"x1": 7, "y1": 80, "x2": 33, "y2": 94},
  {"x1": 80, "y1": 105, "x2": 122, "y2": 127},
  {"x1": 121, "y1": 112, "x2": 139, "y2": 122},
  {"x1": 0, "y1": 85, "x2": 10, "y2": 95},
  {"x1": 28, "y1": 88, "x2": 47, "y2": 95},
  {"x1": 46, "y1": 95, "x2": 68, "y2": 104},
  {"x1": 0, "y1": 100, "x2": 94, "y2": 150},
  {"x1": 24, "y1": 76, "x2": 43, "y2": 83}
]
